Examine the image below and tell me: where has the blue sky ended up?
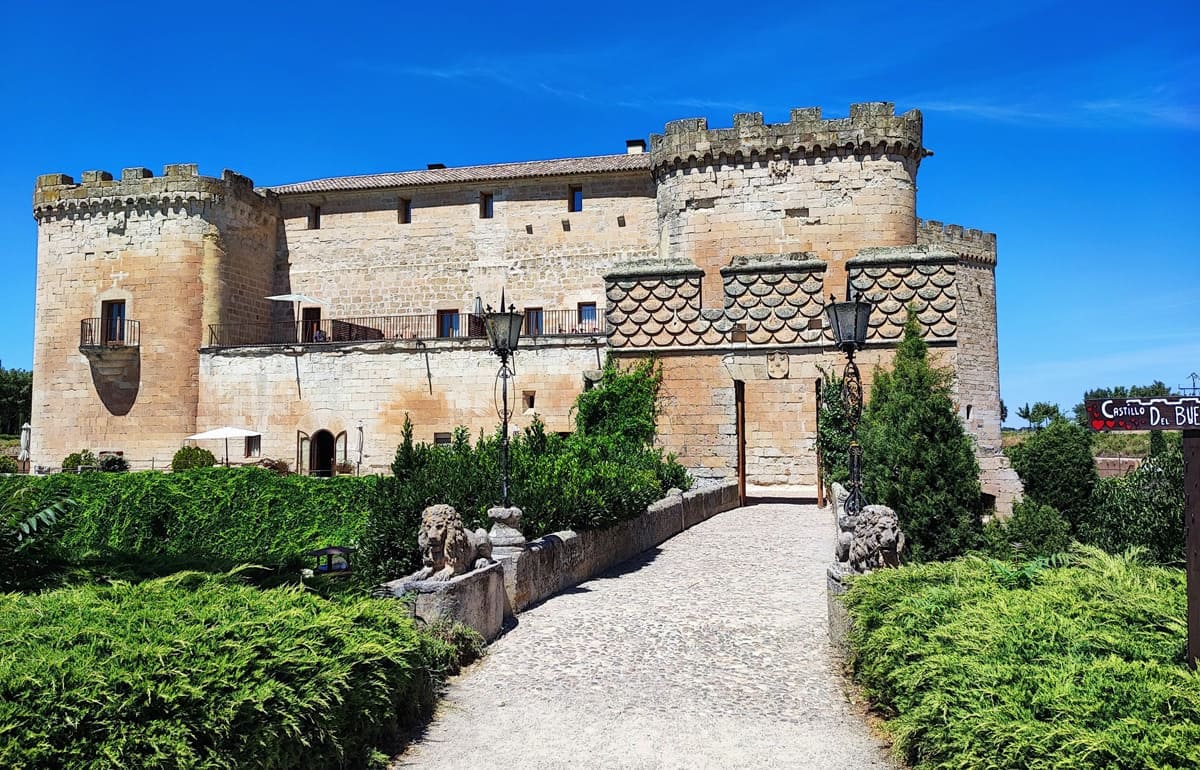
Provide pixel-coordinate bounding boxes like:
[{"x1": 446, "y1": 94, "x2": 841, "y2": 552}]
[{"x1": 2, "y1": 0, "x2": 1197, "y2": 422}]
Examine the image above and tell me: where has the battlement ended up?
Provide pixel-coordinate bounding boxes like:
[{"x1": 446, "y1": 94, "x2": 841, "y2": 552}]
[
  {"x1": 916, "y1": 219, "x2": 997, "y2": 264},
  {"x1": 33, "y1": 165, "x2": 270, "y2": 220},
  {"x1": 650, "y1": 102, "x2": 925, "y2": 170}
]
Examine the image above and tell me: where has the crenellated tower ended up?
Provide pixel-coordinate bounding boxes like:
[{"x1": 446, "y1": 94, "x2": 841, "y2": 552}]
[
  {"x1": 649, "y1": 101, "x2": 926, "y2": 305},
  {"x1": 31, "y1": 165, "x2": 279, "y2": 468}
]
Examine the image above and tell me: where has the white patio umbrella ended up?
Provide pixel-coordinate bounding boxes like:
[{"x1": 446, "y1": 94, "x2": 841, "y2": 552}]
[
  {"x1": 17, "y1": 423, "x2": 30, "y2": 471},
  {"x1": 266, "y1": 293, "x2": 325, "y2": 321},
  {"x1": 185, "y1": 426, "x2": 262, "y2": 466}
]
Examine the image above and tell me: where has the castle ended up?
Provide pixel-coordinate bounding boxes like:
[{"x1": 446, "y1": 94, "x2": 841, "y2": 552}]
[{"x1": 30, "y1": 101, "x2": 1020, "y2": 511}]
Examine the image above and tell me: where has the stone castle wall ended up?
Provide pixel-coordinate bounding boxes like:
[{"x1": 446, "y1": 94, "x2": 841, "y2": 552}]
[
  {"x1": 28, "y1": 102, "x2": 1020, "y2": 512},
  {"x1": 198, "y1": 340, "x2": 600, "y2": 473},
  {"x1": 276, "y1": 172, "x2": 656, "y2": 321},
  {"x1": 31, "y1": 166, "x2": 278, "y2": 467}
]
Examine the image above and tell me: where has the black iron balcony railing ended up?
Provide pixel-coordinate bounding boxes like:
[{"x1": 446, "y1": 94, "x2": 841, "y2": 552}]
[
  {"x1": 206, "y1": 311, "x2": 607, "y2": 349},
  {"x1": 80, "y1": 318, "x2": 140, "y2": 349}
]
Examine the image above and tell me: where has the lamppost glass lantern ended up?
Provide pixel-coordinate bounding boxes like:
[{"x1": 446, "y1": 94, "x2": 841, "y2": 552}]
[
  {"x1": 482, "y1": 290, "x2": 524, "y2": 508},
  {"x1": 825, "y1": 297, "x2": 872, "y2": 353},
  {"x1": 825, "y1": 291, "x2": 874, "y2": 515}
]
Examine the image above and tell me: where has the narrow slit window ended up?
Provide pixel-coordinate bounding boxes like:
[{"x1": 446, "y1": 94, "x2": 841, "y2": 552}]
[
  {"x1": 568, "y1": 185, "x2": 583, "y2": 212},
  {"x1": 398, "y1": 198, "x2": 412, "y2": 224},
  {"x1": 307, "y1": 204, "x2": 321, "y2": 230},
  {"x1": 479, "y1": 192, "x2": 494, "y2": 219}
]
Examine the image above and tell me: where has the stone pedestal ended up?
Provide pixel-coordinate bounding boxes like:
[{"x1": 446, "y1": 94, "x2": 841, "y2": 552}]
[{"x1": 488, "y1": 505, "x2": 526, "y2": 555}]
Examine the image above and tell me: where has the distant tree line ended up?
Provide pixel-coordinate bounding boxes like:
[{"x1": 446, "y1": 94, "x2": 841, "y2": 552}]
[{"x1": 0, "y1": 367, "x2": 32, "y2": 435}]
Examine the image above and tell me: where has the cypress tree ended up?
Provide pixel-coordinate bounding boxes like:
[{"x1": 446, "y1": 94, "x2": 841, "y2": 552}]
[{"x1": 860, "y1": 313, "x2": 982, "y2": 561}]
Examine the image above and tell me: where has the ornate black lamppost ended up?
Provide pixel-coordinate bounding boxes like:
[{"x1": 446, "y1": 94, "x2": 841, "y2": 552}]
[
  {"x1": 825, "y1": 291, "x2": 873, "y2": 515},
  {"x1": 482, "y1": 291, "x2": 524, "y2": 508}
]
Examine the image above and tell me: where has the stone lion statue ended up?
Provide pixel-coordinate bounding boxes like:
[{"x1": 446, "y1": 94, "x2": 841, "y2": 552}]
[
  {"x1": 410, "y1": 504, "x2": 493, "y2": 581},
  {"x1": 848, "y1": 505, "x2": 906, "y2": 574}
]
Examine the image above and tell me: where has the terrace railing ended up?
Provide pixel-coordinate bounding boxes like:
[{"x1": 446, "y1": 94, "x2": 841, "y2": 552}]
[
  {"x1": 207, "y1": 311, "x2": 607, "y2": 349},
  {"x1": 80, "y1": 318, "x2": 140, "y2": 349}
]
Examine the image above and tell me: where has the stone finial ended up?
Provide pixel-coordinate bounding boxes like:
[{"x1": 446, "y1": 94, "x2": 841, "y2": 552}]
[
  {"x1": 407, "y1": 504, "x2": 493, "y2": 582},
  {"x1": 487, "y1": 505, "x2": 525, "y2": 551}
]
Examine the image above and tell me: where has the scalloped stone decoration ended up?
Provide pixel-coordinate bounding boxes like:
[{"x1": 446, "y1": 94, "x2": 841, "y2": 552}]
[{"x1": 849, "y1": 261, "x2": 958, "y2": 341}]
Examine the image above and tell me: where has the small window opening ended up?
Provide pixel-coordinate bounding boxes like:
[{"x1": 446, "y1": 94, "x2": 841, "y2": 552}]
[
  {"x1": 434, "y1": 432, "x2": 452, "y2": 445},
  {"x1": 101, "y1": 300, "x2": 127, "y2": 344},
  {"x1": 568, "y1": 185, "x2": 583, "y2": 212},
  {"x1": 398, "y1": 198, "x2": 412, "y2": 224},
  {"x1": 524, "y1": 307, "x2": 543, "y2": 336},
  {"x1": 966, "y1": 404, "x2": 973, "y2": 420},
  {"x1": 479, "y1": 192, "x2": 494, "y2": 219},
  {"x1": 244, "y1": 435, "x2": 261, "y2": 458},
  {"x1": 523, "y1": 391, "x2": 536, "y2": 410},
  {"x1": 437, "y1": 309, "x2": 460, "y2": 338},
  {"x1": 307, "y1": 204, "x2": 321, "y2": 230},
  {"x1": 577, "y1": 302, "x2": 597, "y2": 331}
]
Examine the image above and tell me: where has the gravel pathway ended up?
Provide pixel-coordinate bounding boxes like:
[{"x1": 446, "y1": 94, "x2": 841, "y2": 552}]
[{"x1": 393, "y1": 503, "x2": 897, "y2": 769}]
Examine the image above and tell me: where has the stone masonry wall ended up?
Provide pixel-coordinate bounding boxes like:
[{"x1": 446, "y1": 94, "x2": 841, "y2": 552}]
[
  {"x1": 31, "y1": 166, "x2": 279, "y2": 468},
  {"x1": 275, "y1": 172, "x2": 656, "y2": 321},
  {"x1": 651, "y1": 103, "x2": 924, "y2": 305},
  {"x1": 198, "y1": 340, "x2": 600, "y2": 473},
  {"x1": 917, "y1": 219, "x2": 1021, "y2": 514}
]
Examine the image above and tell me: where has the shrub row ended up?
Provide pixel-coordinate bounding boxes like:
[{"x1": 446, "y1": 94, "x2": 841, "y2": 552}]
[
  {"x1": 1004, "y1": 420, "x2": 1186, "y2": 563},
  {"x1": 0, "y1": 468, "x2": 376, "y2": 579},
  {"x1": 360, "y1": 416, "x2": 689, "y2": 582},
  {"x1": 0, "y1": 571, "x2": 464, "y2": 769},
  {"x1": 844, "y1": 548, "x2": 1200, "y2": 769}
]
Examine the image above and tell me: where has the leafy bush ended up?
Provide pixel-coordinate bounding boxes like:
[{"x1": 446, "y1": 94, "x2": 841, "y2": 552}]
[
  {"x1": 1007, "y1": 417, "x2": 1097, "y2": 532},
  {"x1": 0, "y1": 455, "x2": 17, "y2": 474},
  {"x1": 172, "y1": 445, "x2": 216, "y2": 471},
  {"x1": 574, "y1": 357, "x2": 661, "y2": 446},
  {"x1": 1078, "y1": 444, "x2": 1185, "y2": 563},
  {"x1": 0, "y1": 468, "x2": 375, "y2": 575},
  {"x1": 861, "y1": 314, "x2": 981, "y2": 561},
  {"x1": 0, "y1": 572, "x2": 466, "y2": 769},
  {"x1": 98, "y1": 453, "x2": 129, "y2": 473},
  {"x1": 61, "y1": 449, "x2": 98, "y2": 472},
  {"x1": 361, "y1": 363, "x2": 691, "y2": 583},
  {"x1": 0, "y1": 486, "x2": 74, "y2": 591},
  {"x1": 815, "y1": 369, "x2": 850, "y2": 490},
  {"x1": 844, "y1": 547, "x2": 1199, "y2": 769},
  {"x1": 982, "y1": 498, "x2": 1071, "y2": 560}
]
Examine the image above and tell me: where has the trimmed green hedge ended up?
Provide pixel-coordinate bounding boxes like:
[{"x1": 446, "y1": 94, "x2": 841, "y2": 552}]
[
  {"x1": 0, "y1": 468, "x2": 375, "y2": 571},
  {"x1": 844, "y1": 548, "x2": 1199, "y2": 769},
  {"x1": 0, "y1": 572, "x2": 462, "y2": 769}
]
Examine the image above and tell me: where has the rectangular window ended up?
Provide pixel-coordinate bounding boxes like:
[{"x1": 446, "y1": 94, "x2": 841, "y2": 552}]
[
  {"x1": 577, "y1": 302, "x2": 597, "y2": 329},
  {"x1": 101, "y1": 300, "x2": 126, "y2": 344},
  {"x1": 568, "y1": 185, "x2": 583, "y2": 212},
  {"x1": 398, "y1": 198, "x2": 412, "y2": 224},
  {"x1": 479, "y1": 192, "x2": 494, "y2": 219},
  {"x1": 244, "y1": 435, "x2": 261, "y2": 458},
  {"x1": 307, "y1": 204, "x2": 321, "y2": 230},
  {"x1": 524, "y1": 307, "x2": 543, "y2": 336},
  {"x1": 437, "y1": 309, "x2": 460, "y2": 338},
  {"x1": 434, "y1": 432, "x2": 452, "y2": 446}
]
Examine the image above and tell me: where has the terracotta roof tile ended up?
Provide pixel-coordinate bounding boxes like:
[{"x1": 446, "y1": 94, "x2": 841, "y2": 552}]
[{"x1": 268, "y1": 153, "x2": 651, "y2": 195}]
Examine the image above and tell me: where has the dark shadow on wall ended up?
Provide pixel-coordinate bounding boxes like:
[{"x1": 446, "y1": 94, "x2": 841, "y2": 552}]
[{"x1": 86, "y1": 347, "x2": 140, "y2": 415}]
